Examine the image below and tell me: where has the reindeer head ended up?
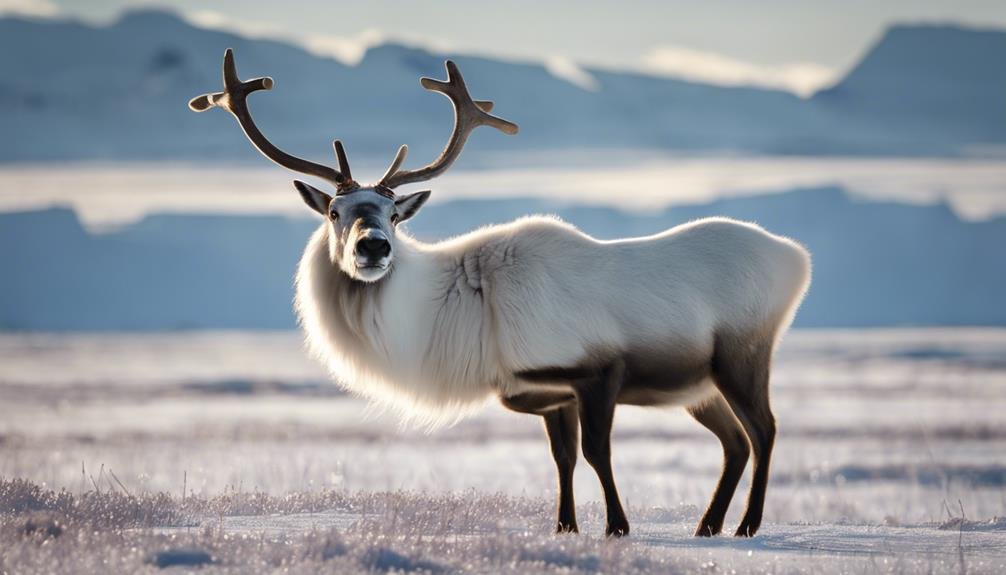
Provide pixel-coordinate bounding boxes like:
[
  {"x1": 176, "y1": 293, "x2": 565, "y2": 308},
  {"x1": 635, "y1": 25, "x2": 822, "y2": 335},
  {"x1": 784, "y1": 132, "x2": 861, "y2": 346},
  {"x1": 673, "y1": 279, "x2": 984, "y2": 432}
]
[{"x1": 189, "y1": 49, "x2": 518, "y2": 282}]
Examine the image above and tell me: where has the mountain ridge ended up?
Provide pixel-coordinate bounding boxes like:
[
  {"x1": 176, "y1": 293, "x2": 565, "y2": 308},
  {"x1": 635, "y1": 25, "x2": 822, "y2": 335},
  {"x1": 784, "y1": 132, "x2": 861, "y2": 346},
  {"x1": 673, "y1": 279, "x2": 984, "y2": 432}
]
[{"x1": 1, "y1": 9, "x2": 1004, "y2": 163}]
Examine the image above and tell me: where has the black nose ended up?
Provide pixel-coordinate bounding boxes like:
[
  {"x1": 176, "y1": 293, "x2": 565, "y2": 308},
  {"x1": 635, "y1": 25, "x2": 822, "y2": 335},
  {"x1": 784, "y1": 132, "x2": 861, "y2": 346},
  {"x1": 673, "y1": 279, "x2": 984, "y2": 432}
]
[{"x1": 356, "y1": 237, "x2": 391, "y2": 259}]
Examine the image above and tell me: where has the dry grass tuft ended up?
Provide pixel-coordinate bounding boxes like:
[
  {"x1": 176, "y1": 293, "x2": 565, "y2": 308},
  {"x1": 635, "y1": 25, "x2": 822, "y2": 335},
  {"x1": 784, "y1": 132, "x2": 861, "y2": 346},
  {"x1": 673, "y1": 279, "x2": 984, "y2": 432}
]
[{"x1": 1, "y1": 477, "x2": 183, "y2": 529}]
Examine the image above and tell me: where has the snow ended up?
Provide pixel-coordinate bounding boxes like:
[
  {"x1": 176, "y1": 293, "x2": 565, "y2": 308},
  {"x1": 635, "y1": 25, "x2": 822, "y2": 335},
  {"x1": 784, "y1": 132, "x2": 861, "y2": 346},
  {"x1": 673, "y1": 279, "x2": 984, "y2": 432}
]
[{"x1": 1, "y1": 328, "x2": 1004, "y2": 572}]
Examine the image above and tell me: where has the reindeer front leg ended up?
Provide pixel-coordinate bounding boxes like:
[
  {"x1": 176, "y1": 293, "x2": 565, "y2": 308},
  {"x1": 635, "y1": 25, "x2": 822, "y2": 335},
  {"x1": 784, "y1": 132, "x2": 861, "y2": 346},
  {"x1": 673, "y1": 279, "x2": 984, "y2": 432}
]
[
  {"x1": 575, "y1": 358, "x2": 629, "y2": 537},
  {"x1": 543, "y1": 403, "x2": 579, "y2": 533},
  {"x1": 499, "y1": 391, "x2": 580, "y2": 533}
]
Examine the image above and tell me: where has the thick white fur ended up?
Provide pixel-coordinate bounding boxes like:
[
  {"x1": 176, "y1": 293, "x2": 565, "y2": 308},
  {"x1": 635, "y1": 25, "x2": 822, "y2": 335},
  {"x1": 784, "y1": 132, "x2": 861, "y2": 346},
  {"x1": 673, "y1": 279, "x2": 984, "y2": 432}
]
[{"x1": 295, "y1": 215, "x2": 811, "y2": 425}]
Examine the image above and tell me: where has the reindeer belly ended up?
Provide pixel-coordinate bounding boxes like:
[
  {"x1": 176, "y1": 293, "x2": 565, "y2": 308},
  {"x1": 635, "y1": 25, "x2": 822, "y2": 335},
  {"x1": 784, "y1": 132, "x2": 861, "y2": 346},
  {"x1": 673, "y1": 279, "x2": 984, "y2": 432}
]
[
  {"x1": 616, "y1": 345, "x2": 716, "y2": 406},
  {"x1": 510, "y1": 340, "x2": 717, "y2": 408}
]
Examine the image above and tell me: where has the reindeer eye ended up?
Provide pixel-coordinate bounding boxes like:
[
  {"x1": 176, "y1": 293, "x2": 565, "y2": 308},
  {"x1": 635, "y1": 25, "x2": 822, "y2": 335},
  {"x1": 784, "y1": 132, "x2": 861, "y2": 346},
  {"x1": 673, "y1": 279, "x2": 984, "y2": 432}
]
[{"x1": 329, "y1": 210, "x2": 339, "y2": 221}]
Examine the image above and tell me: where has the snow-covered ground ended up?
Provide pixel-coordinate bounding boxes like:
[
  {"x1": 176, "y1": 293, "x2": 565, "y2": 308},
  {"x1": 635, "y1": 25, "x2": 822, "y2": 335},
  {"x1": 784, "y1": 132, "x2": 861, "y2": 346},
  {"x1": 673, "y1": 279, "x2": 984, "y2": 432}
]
[{"x1": 1, "y1": 328, "x2": 1004, "y2": 573}]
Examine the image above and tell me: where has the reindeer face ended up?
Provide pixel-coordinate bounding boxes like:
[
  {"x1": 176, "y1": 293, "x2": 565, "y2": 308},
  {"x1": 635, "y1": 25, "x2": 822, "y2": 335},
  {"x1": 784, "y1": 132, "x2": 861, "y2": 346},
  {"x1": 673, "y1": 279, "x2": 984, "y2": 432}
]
[{"x1": 295, "y1": 182, "x2": 430, "y2": 282}]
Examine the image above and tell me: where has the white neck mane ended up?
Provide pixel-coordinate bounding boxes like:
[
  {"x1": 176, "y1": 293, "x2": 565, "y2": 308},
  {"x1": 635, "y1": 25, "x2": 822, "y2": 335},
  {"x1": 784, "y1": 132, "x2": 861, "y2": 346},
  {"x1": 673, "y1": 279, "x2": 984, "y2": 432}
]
[{"x1": 295, "y1": 225, "x2": 503, "y2": 424}]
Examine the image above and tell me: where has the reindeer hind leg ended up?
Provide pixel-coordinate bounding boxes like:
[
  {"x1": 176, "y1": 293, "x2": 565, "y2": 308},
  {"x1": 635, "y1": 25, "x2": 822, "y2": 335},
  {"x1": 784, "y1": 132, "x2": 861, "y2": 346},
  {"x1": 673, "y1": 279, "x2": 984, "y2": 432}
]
[
  {"x1": 710, "y1": 334, "x2": 776, "y2": 537},
  {"x1": 688, "y1": 393, "x2": 750, "y2": 536}
]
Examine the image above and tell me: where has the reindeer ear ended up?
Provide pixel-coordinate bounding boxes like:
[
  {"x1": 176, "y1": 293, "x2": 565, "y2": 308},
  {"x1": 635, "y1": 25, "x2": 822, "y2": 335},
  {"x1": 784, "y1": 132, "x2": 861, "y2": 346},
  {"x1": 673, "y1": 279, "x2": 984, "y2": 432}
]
[
  {"x1": 394, "y1": 190, "x2": 431, "y2": 223},
  {"x1": 293, "y1": 180, "x2": 332, "y2": 216}
]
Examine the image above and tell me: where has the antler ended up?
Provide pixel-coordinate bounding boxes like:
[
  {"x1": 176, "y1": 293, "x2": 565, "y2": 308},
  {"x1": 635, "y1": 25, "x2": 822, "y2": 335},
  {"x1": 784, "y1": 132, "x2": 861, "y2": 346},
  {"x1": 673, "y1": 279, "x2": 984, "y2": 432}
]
[
  {"x1": 188, "y1": 49, "x2": 356, "y2": 190},
  {"x1": 378, "y1": 60, "x2": 518, "y2": 189}
]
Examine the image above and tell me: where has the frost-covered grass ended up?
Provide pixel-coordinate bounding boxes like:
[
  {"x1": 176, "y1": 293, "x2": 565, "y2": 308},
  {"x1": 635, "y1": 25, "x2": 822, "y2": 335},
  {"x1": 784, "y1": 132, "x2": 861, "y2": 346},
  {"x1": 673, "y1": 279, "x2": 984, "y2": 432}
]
[
  {"x1": 4, "y1": 478, "x2": 1003, "y2": 574},
  {"x1": 1, "y1": 329, "x2": 1005, "y2": 573}
]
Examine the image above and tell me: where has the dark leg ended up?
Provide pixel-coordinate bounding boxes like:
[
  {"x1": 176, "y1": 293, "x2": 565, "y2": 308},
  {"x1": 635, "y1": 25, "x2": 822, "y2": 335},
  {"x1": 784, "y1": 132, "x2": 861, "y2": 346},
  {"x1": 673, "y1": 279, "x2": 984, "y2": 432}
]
[
  {"x1": 687, "y1": 394, "x2": 750, "y2": 536},
  {"x1": 731, "y1": 401, "x2": 774, "y2": 537},
  {"x1": 576, "y1": 359, "x2": 630, "y2": 537},
  {"x1": 498, "y1": 391, "x2": 579, "y2": 534},
  {"x1": 712, "y1": 337, "x2": 776, "y2": 537},
  {"x1": 543, "y1": 403, "x2": 579, "y2": 533}
]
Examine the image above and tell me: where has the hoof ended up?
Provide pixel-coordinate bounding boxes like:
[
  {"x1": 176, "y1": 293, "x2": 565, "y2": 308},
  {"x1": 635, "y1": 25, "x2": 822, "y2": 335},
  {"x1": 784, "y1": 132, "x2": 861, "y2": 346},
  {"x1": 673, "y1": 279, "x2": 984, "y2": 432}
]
[
  {"x1": 694, "y1": 523, "x2": 721, "y2": 537},
  {"x1": 605, "y1": 522, "x2": 630, "y2": 538},
  {"x1": 556, "y1": 522, "x2": 579, "y2": 534},
  {"x1": 734, "y1": 523, "x2": 759, "y2": 537}
]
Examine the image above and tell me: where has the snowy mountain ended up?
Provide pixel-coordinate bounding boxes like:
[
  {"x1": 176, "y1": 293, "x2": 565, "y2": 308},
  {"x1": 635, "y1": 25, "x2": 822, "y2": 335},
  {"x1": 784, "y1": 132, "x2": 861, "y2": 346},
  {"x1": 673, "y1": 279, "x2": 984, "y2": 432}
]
[
  {"x1": 2, "y1": 187, "x2": 1004, "y2": 330},
  {"x1": 813, "y1": 24, "x2": 1006, "y2": 155},
  {"x1": 1, "y1": 9, "x2": 1003, "y2": 162}
]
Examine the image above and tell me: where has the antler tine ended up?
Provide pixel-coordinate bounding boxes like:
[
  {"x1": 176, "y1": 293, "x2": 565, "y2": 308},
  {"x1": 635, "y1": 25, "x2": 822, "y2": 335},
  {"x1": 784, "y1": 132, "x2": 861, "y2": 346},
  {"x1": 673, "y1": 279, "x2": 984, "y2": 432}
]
[
  {"x1": 379, "y1": 60, "x2": 518, "y2": 189},
  {"x1": 333, "y1": 140, "x2": 352, "y2": 182},
  {"x1": 188, "y1": 49, "x2": 353, "y2": 189},
  {"x1": 379, "y1": 145, "x2": 409, "y2": 185}
]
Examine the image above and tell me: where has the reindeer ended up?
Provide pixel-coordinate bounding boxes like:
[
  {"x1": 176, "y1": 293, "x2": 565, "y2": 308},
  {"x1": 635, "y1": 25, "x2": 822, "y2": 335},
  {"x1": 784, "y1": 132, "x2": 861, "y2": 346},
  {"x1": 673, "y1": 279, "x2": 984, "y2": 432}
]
[{"x1": 190, "y1": 49, "x2": 811, "y2": 538}]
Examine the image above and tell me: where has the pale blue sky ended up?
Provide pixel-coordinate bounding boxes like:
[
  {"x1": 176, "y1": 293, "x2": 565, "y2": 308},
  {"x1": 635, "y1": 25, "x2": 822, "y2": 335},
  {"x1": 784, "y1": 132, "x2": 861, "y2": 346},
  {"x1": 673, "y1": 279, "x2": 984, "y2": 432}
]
[{"x1": 7, "y1": 0, "x2": 1006, "y2": 94}]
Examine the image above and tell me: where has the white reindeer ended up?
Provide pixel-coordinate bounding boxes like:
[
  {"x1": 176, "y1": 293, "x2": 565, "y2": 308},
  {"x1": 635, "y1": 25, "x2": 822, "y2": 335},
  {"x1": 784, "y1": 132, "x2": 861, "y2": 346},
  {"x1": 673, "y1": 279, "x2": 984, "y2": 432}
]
[{"x1": 190, "y1": 50, "x2": 811, "y2": 538}]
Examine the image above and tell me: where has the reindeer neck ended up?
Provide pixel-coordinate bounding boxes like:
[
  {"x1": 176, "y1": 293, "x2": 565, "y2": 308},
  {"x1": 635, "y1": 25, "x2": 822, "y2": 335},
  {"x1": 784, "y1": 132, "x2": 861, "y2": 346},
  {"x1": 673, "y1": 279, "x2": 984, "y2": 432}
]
[{"x1": 296, "y1": 224, "x2": 503, "y2": 420}]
